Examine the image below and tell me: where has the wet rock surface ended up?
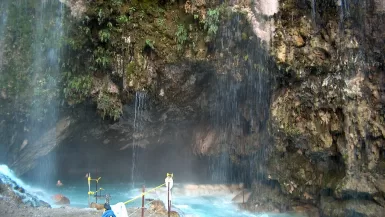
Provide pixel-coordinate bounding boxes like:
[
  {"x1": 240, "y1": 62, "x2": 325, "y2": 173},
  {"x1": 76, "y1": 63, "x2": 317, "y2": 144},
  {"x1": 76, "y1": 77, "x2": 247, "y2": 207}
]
[
  {"x1": 266, "y1": 0, "x2": 385, "y2": 216},
  {"x1": 0, "y1": 0, "x2": 384, "y2": 216},
  {"x1": 0, "y1": 173, "x2": 50, "y2": 208}
]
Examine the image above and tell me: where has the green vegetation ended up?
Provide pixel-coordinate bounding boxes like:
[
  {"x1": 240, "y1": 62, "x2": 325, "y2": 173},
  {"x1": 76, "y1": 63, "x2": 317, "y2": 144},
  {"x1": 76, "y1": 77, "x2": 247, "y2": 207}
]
[
  {"x1": 145, "y1": 39, "x2": 155, "y2": 49},
  {"x1": 204, "y1": 9, "x2": 220, "y2": 36},
  {"x1": 0, "y1": 0, "x2": 64, "y2": 122},
  {"x1": 175, "y1": 24, "x2": 188, "y2": 51},
  {"x1": 62, "y1": 0, "x2": 136, "y2": 119},
  {"x1": 156, "y1": 18, "x2": 166, "y2": 27},
  {"x1": 97, "y1": 93, "x2": 122, "y2": 121},
  {"x1": 63, "y1": 73, "x2": 92, "y2": 104},
  {"x1": 2, "y1": 0, "x2": 223, "y2": 121}
]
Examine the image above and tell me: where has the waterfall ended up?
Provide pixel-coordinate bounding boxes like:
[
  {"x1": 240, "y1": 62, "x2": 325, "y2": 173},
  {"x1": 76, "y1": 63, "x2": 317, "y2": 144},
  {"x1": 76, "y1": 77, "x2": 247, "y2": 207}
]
[
  {"x1": 311, "y1": 0, "x2": 317, "y2": 23},
  {"x1": 131, "y1": 91, "x2": 147, "y2": 188},
  {"x1": 0, "y1": 2, "x2": 8, "y2": 71},
  {"x1": 206, "y1": 11, "x2": 274, "y2": 185},
  {"x1": 0, "y1": 0, "x2": 65, "y2": 182},
  {"x1": 0, "y1": 164, "x2": 53, "y2": 206}
]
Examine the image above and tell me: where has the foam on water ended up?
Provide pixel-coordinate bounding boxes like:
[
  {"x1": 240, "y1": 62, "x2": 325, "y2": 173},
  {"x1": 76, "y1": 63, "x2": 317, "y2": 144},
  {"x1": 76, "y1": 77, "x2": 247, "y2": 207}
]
[{"x1": 0, "y1": 165, "x2": 54, "y2": 205}]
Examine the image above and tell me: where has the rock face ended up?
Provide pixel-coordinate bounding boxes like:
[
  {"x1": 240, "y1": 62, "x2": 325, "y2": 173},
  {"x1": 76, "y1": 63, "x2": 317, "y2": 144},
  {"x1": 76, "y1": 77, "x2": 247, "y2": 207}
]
[
  {"x1": 1, "y1": 0, "x2": 384, "y2": 216},
  {"x1": 264, "y1": 0, "x2": 385, "y2": 216},
  {"x1": 7, "y1": 117, "x2": 73, "y2": 176}
]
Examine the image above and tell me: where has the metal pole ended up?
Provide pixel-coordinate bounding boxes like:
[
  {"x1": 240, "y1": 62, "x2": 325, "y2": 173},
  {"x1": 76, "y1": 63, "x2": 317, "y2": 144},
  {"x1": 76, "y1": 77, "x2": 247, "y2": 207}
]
[
  {"x1": 141, "y1": 185, "x2": 145, "y2": 217},
  {"x1": 242, "y1": 188, "x2": 244, "y2": 204},
  {"x1": 96, "y1": 181, "x2": 98, "y2": 203},
  {"x1": 88, "y1": 173, "x2": 90, "y2": 206},
  {"x1": 168, "y1": 182, "x2": 170, "y2": 217}
]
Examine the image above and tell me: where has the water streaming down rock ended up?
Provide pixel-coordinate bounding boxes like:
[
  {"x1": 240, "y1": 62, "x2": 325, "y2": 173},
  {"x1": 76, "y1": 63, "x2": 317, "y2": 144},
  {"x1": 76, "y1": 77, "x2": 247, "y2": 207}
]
[
  {"x1": 311, "y1": 0, "x2": 317, "y2": 23},
  {"x1": 131, "y1": 91, "x2": 147, "y2": 188},
  {"x1": 205, "y1": 10, "x2": 275, "y2": 186},
  {"x1": 0, "y1": 2, "x2": 8, "y2": 72},
  {"x1": 0, "y1": 164, "x2": 52, "y2": 207},
  {"x1": 267, "y1": 0, "x2": 385, "y2": 215},
  {"x1": 0, "y1": 0, "x2": 65, "y2": 182}
]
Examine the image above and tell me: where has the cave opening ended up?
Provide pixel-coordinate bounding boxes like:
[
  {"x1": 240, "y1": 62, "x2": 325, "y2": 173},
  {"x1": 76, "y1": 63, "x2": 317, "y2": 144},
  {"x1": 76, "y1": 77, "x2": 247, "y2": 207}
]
[
  {"x1": 21, "y1": 138, "x2": 255, "y2": 188},
  {"x1": 22, "y1": 139, "x2": 212, "y2": 187}
]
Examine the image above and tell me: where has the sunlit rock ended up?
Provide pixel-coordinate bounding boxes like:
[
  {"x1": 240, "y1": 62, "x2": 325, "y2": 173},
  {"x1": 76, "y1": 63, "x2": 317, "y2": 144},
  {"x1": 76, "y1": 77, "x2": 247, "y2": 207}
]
[
  {"x1": 19, "y1": 139, "x2": 28, "y2": 151},
  {"x1": 59, "y1": 0, "x2": 86, "y2": 18},
  {"x1": 9, "y1": 117, "x2": 73, "y2": 175},
  {"x1": 375, "y1": 0, "x2": 385, "y2": 13},
  {"x1": 173, "y1": 184, "x2": 244, "y2": 197},
  {"x1": 89, "y1": 202, "x2": 104, "y2": 210},
  {"x1": 231, "y1": 3, "x2": 276, "y2": 44},
  {"x1": 148, "y1": 199, "x2": 180, "y2": 217},
  {"x1": 335, "y1": 174, "x2": 379, "y2": 198},
  {"x1": 232, "y1": 190, "x2": 251, "y2": 203}
]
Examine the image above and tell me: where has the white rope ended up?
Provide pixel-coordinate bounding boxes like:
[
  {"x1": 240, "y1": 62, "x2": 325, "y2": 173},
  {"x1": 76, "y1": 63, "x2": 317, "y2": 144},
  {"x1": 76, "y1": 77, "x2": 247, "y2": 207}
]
[
  {"x1": 127, "y1": 207, "x2": 141, "y2": 217},
  {"x1": 126, "y1": 199, "x2": 157, "y2": 217},
  {"x1": 127, "y1": 187, "x2": 165, "y2": 217},
  {"x1": 147, "y1": 208, "x2": 161, "y2": 217}
]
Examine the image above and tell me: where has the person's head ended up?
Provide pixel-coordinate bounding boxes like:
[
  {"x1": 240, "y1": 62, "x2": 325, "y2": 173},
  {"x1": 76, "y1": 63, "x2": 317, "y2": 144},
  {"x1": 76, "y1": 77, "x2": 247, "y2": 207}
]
[{"x1": 104, "y1": 203, "x2": 111, "y2": 210}]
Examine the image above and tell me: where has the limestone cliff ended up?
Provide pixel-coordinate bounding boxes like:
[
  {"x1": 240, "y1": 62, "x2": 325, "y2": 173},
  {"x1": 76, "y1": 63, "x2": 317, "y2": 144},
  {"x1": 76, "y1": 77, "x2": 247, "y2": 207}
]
[
  {"x1": 265, "y1": 0, "x2": 385, "y2": 216},
  {"x1": 0, "y1": 0, "x2": 384, "y2": 216}
]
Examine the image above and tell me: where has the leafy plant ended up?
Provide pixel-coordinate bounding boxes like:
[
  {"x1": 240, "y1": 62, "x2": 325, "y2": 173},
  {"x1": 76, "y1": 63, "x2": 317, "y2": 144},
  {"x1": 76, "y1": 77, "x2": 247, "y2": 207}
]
[
  {"x1": 112, "y1": 0, "x2": 123, "y2": 7},
  {"x1": 204, "y1": 9, "x2": 220, "y2": 36},
  {"x1": 93, "y1": 47, "x2": 111, "y2": 67},
  {"x1": 175, "y1": 24, "x2": 188, "y2": 51},
  {"x1": 156, "y1": 18, "x2": 165, "y2": 27},
  {"x1": 98, "y1": 29, "x2": 111, "y2": 42},
  {"x1": 129, "y1": 7, "x2": 136, "y2": 13},
  {"x1": 97, "y1": 92, "x2": 122, "y2": 120},
  {"x1": 97, "y1": 9, "x2": 105, "y2": 25},
  {"x1": 63, "y1": 73, "x2": 92, "y2": 104},
  {"x1": 145, "y1": 39, "x2": 155, "y2": 49},
  {"x1": 138, "y1": 10, "x2": 145, "y2": 21},
  {"x1": 116, "y1": 15, "x2": 129, "y2": 24}
]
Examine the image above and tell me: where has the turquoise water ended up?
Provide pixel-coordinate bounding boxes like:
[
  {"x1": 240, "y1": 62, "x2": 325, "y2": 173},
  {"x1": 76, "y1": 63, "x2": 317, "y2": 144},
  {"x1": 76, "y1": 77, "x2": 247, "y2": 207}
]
[
  {"x1": 0, "y1": 165, "x2": 295, "y2": 217},
  {"x1": 50, "y1": 182, "x2": 295, "y2": 217}
]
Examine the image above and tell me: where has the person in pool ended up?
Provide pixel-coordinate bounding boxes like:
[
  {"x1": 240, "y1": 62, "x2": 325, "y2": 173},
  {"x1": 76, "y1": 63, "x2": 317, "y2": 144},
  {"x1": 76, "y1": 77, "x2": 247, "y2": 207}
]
[{"x1": 56, "y1": 180, "x2": 63, "y2": 187}]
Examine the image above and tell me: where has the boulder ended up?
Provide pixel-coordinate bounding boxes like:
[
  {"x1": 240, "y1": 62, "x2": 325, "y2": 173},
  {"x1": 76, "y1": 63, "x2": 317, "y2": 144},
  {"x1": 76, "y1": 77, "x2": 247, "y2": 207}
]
[
  {"x1": 232, "y1": 190, "x2": 251, "y2": 203},
  {"x1": 321, "y1": 196, "x2": 385, "y2": 217},
  {"x1": 52, "y1": 194, "x2": 70, "y2": 205},
  {"x1": 291, "y1": 204, "x2": 319, "y2": 217},
  {"x1": 335, "y1": 174, "x2": 378, "y2": 198},
  {"x1": 90, "y1": 202, "x2": 105, "y2": 210},
  {"x1": 148, "y1": 200, "x2": 180, "y2": 217}
]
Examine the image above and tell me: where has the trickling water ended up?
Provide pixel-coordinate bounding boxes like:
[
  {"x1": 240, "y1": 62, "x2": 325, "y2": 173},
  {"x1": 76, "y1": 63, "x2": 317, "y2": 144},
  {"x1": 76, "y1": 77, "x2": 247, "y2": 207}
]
[
  {"x1": 206, "y1": 12, "x2": 274, "y2": 185},
  {"x1": 131, "y1": 91, "x2": 147, "y2": 188},
  {"x1": 311, "y1": 0, "x2": 317, "y2": 23},
  {"x1": 31, "y1": 0, "x2": 64, "y2": 184},
  {"x1": 0, "y1": 2, "x2": 8, "y2": 71},
  {"x1": 339, "y1": 0, "x2": 349, "y2": 23}
]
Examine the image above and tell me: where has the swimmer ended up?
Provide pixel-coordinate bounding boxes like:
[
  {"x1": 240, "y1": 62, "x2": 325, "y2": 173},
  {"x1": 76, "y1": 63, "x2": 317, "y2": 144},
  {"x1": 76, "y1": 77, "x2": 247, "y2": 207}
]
[{"x1": 56, "y1": 180, "x2": 63, "y2": 187}]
